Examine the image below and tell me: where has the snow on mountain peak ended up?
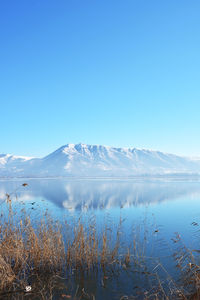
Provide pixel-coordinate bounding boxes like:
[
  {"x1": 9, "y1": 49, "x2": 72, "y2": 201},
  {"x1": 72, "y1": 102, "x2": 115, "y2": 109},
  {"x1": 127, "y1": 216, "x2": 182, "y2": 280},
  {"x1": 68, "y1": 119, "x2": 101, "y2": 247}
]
[{"x1": 0, "y1": 144, "x2": 200, "y2": 177}]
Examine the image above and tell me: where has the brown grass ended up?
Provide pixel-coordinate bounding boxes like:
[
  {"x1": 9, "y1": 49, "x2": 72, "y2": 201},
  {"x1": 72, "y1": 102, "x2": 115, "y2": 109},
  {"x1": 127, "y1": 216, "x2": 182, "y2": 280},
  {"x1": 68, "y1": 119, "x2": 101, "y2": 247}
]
[
  {"x1": 1, "y1": 192, "x2": 200, "y2": 299},
  {"x1": 0, "y1": 193, "x2": 126, "y2": 297}
]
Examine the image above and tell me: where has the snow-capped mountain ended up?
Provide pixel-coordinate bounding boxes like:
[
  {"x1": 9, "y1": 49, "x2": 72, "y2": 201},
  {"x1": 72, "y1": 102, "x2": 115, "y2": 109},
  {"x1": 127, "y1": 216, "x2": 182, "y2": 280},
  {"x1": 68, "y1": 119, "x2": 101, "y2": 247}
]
[
  {"x1": 1, "y1": 144, "x2": 200, "y2": 177},
  {"x1": 0, "y1": 154, "x2": 33, "y2": 176}
]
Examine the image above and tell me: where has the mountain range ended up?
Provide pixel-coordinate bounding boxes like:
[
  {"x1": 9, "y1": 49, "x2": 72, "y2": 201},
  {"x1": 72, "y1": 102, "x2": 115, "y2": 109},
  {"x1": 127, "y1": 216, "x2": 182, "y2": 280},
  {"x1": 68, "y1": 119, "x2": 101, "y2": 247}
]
[{"x1": 1, "y1": 143, "x2": 200, "y2": 177}]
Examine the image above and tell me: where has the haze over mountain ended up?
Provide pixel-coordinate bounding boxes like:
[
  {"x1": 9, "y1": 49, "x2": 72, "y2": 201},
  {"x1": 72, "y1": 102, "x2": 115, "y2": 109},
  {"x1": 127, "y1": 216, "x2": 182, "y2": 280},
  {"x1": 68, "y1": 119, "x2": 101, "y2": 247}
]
[{"x1": 0, "y1": 144, "x2": 200, "y2": 178}]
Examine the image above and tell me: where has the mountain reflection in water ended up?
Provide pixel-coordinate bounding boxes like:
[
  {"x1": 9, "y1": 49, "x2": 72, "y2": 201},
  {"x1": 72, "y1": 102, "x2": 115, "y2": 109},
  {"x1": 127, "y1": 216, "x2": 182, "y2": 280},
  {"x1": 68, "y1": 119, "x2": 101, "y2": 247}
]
[
  {"x1": 1, "y1": 178, "x2": 200, "y2": 299},
  {"x1": 0, "y1": 178, "x2": 200, "y2": 211}
]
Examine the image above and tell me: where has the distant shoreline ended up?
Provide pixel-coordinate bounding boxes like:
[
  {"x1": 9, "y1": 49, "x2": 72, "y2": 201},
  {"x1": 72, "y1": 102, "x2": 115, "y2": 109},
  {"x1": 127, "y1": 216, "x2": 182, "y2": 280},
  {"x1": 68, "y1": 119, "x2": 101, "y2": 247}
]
[{"x1": 0, "y1": 174, "x2": 200, "y2": 181}]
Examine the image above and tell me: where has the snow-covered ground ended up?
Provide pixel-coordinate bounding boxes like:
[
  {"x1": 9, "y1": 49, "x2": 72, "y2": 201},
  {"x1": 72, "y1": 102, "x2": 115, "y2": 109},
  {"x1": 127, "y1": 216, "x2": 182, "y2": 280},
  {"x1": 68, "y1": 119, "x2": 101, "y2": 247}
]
[{"x1": 1, "y1": 143, "x2": 200, "y2": 177}]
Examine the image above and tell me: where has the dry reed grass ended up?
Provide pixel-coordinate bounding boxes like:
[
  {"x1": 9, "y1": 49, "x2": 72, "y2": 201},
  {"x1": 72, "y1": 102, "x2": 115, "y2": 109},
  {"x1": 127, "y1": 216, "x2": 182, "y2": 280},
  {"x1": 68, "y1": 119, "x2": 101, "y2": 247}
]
[
  {"x1": 0, "y1": 191, "x2": 127, "y2": 298},
  {"x1": 1, "y1": 188, "x2": 200, "y2": 299}
]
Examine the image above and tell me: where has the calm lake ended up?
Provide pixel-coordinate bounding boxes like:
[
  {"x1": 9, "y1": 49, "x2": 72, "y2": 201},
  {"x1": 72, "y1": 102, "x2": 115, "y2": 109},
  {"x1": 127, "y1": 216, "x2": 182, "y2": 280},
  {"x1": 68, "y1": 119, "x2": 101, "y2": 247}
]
[{"x1": 1, "y1": 178, "x2": 200, "y2": 299}]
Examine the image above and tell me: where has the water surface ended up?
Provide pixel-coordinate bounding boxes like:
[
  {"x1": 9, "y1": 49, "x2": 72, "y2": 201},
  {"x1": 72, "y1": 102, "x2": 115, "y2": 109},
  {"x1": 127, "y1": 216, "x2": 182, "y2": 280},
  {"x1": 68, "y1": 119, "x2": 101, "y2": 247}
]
[{"x1": 1, "y1": 178, "x2": 200, "y2": 299}]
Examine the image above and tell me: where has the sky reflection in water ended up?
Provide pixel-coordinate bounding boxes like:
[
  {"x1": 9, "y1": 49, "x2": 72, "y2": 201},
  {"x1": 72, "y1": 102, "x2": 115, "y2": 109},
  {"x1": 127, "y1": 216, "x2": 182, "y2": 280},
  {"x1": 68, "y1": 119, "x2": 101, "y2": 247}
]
[{"x1": 0, "y1": 178, "x2": 200, "y2": 248}]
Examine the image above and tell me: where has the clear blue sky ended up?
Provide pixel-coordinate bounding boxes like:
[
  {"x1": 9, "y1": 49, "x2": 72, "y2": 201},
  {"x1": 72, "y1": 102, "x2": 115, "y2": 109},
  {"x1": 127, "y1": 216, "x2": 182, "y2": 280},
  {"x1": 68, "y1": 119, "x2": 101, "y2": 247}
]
[{"x1": 1, "y1": 0, "x2": 200, "y2": 157}]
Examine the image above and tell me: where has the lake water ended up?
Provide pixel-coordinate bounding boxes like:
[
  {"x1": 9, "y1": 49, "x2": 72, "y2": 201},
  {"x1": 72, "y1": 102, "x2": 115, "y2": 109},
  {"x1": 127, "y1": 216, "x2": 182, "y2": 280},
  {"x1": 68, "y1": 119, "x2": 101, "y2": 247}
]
[{"x1": 1, "y1": 178, "x2": 200, "y2": 299}]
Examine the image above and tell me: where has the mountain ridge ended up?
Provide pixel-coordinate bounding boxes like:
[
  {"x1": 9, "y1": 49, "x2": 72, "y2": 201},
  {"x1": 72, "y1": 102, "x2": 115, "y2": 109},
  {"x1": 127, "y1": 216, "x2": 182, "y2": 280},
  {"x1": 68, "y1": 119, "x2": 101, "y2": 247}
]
[{"x1": 1, "y1": 143, "x2": 200, "y2": 178}]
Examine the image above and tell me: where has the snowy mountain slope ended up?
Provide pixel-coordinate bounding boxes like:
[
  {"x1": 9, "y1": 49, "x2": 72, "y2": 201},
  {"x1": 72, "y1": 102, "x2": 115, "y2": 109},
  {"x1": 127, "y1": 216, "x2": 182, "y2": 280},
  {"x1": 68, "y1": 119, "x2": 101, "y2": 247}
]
[
  {"x1": 0, "y1": 154, "x2": 34, "y2": 177},
  {"x1": 1, "y1": 144, "x2": 200, "y2": 177}
]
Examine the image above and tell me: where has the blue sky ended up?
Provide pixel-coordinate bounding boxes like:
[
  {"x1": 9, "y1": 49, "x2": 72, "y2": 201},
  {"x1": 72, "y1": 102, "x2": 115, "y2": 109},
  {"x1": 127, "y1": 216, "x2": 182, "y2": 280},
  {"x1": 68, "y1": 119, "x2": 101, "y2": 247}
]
[{"x1": 1, "y1": 0, "x2": 200, "y2": 157}]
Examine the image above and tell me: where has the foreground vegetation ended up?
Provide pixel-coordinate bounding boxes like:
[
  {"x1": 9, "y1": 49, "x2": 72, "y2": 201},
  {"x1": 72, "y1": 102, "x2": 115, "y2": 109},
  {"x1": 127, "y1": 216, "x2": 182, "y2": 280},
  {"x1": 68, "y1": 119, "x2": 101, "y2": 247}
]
[{"x1": 0, "y1": 188, "x2": 200, "y2": 299}]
